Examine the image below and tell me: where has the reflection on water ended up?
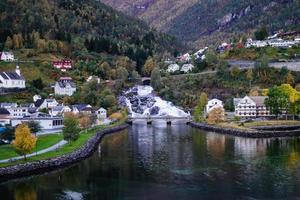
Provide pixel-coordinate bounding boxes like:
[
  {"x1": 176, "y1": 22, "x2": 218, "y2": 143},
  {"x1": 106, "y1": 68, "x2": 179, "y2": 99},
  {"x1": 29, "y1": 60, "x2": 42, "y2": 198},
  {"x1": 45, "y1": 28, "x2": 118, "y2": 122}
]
[{"x1": 1, "y1": 124, "x2": 300, "y2": 199}]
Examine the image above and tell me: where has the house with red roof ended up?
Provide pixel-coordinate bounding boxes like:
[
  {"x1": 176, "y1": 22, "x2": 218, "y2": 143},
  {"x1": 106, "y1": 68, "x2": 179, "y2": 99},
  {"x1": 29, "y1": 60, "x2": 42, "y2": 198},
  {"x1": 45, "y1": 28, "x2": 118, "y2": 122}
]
[{"x1": 52, "y1": 59, "x2": 72, "y2": 72}]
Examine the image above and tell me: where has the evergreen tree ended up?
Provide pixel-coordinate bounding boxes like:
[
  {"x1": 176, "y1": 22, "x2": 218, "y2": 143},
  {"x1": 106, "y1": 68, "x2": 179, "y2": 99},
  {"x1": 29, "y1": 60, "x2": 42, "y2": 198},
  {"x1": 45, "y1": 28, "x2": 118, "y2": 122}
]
[
  {"x1": 150, "y1": 68, "x2": 162, "y2": 91},
  {"x1": 193, "y1": 92, "x2": 208, "y2": 122}
]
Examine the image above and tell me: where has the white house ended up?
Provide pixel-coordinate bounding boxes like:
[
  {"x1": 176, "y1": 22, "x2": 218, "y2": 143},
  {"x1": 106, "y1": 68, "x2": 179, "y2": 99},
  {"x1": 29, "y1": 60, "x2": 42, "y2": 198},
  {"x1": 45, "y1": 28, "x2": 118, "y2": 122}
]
[
  {"x1": 33, "y1": 94, "x2": 42, "y2": 102},
  {"x1": 206, "y1": 99, "x2": 224, "y2": 113},
  {"x1": 167, "y1": 64, "x2": 180, "y2": 73},
  {"x1": 234, "y1": 96, "x2": 271, "y2": 118},
  {"x1": 0, "y1": 51, "x2": 14, "y2": 62},
  {"x1": 36, "y1": 99, "x2": 59, "y2": 110},
  {"x1": 50, "y1": 105, "x2": 71, "y2": 116},
  {"x1": 96, "y1": 108, "x2": 107, "y2": 120},
  {"x1": 7, "y1": 107, "x2": 29, "y2": 118},
  {"x1": 181, "y1": 64, "x2": 194, "y2": 73},
  {"x1": 0, "y1": 66, "x2": 25, "y2": 89},
  {"x1": 11, "y1": 116, "x2": 64, "y2": 134},
  {"x1": 246, "y1": 39, "x2": 268, "y2": 48},
  {"x1": 0, "y1": 108, "x2": 11, "y2": 126},
  {"x1": 194, "y1": 47, "x2": 208, "y2": 59},
  {"x1": 54, "y1": 77, "x2": 76, "y2": 96},
  {"x1": 87, "y1": 76, "x2": 100, "y2": 84},
  {"x1": 71, "y1": 104, "x2": 93, "y2": 115}
]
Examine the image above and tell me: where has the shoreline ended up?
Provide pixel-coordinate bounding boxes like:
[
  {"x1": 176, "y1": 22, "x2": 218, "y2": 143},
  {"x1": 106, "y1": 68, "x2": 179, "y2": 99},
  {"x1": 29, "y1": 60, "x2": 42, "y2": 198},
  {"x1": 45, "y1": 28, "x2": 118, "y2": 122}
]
[
  {"x1": 0, "y1": 124, "x2": 129, "y2": 183},
  {"x1": 190, "y1": 122, "x2": 300, "y2": 138}
]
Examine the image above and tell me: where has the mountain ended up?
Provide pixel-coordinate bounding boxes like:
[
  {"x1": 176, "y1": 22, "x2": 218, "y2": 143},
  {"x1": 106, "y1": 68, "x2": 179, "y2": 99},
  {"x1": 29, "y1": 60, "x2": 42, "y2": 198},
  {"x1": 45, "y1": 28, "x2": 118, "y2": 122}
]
[
  {"x1": 100, "y1": 0, "x2": 300, "y2": 47},
  {"x1": 0, "y1": 0, "x2": 183, "y2": 69}
]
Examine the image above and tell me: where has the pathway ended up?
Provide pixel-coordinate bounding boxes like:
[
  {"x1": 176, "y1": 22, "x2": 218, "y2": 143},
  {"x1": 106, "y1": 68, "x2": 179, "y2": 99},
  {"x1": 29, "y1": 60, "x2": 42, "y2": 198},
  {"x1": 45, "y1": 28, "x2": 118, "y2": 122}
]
[{"x1": 0, "y1": 140, "x2": 68, "y2": 163}]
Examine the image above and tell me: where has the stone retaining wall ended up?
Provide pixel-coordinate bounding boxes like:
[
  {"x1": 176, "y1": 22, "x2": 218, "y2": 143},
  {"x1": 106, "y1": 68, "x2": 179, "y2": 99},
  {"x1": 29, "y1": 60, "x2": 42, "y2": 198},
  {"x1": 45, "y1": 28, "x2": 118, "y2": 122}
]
[
  {"x1": 0, "y1": 124, "x2": 129, "y2": 183},
  {"x1": 190, "y1": 122, "x2": 300, "y2": 138}
]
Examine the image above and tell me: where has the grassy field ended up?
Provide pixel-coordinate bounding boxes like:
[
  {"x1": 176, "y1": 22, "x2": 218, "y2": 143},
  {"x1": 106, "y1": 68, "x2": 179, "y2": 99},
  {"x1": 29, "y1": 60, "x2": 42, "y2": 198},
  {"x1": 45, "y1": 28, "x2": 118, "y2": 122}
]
[
  {"x1": 243, "y1": 120, "x2": 300, "y2": 127},
  {"x1": 0, "y1": 120, "x2": 126, "y2": 167},
  {"x1": 0, "y1": 133, "x2": 63, "y2": 160},
  {"x1": 215, "y1": 120, "x2": 300, "y2": 130}
]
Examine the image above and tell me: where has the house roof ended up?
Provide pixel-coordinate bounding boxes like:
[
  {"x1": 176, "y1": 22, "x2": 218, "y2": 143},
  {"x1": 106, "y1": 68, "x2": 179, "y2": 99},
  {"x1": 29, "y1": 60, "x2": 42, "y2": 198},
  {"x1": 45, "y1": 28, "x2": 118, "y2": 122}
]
[
  {"x1": 72, "y1": 104, "x2": 92, "y2": 112},
  {"x1": 0, "y1": 103, "x2": 18, "y2": 108},
  {"x1": 234, "y1": 96, "x2": 267, "y2": 107},
  {"x1": 57, "y1": 80, "x2": 76, "y2": 88},
  {"x1": 5, "y1": 72, "x2": 24, "y2": 80},
  {"x1": 250, "y1": 96, "x2": 267, "y2": 106},
  {"x1": 0, "y1": 71, "x2": 24, "y2": 80},
  {"x1": 233, "y1": 98, "x2": 243, "y2": 107},
  {"x1": 0, "y1": 72, "x2": 9, "y2": 80},
  {"x1": 34, "y1": 99, "x2": 44, "y2": 108},
  {"x1": 97, "y1": 107, "x2": 107, "y2": 111},
  {"x1": 0, "y1": 108, "x2": 10, "y2": 115},
  {"x1": 52, "y1": 106, "x2": 64, "y2": 112}
]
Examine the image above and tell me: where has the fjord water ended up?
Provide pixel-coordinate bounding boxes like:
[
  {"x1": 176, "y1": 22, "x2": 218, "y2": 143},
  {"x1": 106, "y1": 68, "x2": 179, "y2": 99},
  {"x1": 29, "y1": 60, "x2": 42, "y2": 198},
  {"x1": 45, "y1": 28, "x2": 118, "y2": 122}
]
[{"x1": 1, "y1": 123, "x2": 300, "y2": 199}]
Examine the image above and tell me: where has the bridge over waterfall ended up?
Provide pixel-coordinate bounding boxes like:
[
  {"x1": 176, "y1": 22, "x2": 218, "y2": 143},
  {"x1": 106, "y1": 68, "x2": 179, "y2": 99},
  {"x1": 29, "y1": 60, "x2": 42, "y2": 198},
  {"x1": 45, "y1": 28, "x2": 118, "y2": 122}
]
[{"x1": 127, "y1": 115, "x2": 192, "y2": 125}]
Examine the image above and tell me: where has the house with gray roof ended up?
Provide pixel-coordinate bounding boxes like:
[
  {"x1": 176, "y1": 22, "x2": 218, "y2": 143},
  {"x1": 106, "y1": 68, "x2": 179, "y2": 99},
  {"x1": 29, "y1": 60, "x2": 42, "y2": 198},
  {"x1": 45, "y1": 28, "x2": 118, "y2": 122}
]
[
  {"x1": 0, "y1": 66, "x2": 25, "y2": 89},
  {"x1": 54, "y1": 77, "x2": 76, "y2": 96},
  {"x1": 234, "y1": 96, "x2": 271, "y2": 118}
]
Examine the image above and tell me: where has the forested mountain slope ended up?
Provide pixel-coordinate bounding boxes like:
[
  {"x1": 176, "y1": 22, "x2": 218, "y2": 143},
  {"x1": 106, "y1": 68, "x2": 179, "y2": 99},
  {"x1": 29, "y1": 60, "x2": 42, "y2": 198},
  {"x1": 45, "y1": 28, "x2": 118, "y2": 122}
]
[
  {"x1": 101, "y1": 0, "x2": 300, "y2": 46},
  {"x1": 0, "y1": 0, "x2": 182, "y2": 69}
]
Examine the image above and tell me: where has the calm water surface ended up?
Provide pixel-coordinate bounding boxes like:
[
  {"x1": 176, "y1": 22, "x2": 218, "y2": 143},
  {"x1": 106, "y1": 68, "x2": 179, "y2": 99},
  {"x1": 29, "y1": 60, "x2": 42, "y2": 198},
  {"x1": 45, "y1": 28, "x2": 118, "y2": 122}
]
[{"x1": 1, "y1": 123, "x2": 300, "y2": 199}]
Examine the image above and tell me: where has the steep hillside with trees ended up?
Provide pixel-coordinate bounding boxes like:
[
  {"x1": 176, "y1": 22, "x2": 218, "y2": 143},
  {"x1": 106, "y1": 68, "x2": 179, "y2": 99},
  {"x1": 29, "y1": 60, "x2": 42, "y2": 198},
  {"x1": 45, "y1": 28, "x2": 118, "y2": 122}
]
[
  {"x1": 0, "y1": 0, "x2": 182, "y2": 71},
  {"x1": 101, "y1": 0, "x2": 300, "y2": 47}
]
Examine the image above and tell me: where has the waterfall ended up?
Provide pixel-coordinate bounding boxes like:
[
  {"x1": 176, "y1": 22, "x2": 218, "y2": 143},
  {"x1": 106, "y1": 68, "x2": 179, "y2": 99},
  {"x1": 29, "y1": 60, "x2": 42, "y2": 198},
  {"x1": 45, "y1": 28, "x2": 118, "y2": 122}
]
[{"x1": 119, "y1": 85, "x2": 190, "y2": 118}]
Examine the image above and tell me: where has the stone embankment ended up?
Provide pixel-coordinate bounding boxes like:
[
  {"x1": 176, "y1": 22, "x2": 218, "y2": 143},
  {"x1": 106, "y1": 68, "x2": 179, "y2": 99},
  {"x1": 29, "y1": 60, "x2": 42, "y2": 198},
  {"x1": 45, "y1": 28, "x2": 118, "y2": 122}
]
[
  {"x1": 0, "y1": 124, "x2": 128, "y2": 182},
  {"x1": 190, "y1": 122, "x2": 300, "y2": 138}
]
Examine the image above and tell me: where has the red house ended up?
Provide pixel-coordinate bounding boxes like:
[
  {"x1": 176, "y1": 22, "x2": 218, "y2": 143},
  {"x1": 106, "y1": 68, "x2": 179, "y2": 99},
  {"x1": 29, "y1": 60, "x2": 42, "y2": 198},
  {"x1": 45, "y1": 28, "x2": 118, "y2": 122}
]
[{"x1": 52, "y1": 59, "x2": 72, "y2": 72}]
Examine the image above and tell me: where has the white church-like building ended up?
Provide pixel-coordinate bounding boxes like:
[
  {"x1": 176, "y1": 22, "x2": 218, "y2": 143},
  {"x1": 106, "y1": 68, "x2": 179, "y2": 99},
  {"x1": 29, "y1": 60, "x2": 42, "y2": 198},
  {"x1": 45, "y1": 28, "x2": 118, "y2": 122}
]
[{"x1": 0, "y1": 66, "x2": 25, "y2": 89}]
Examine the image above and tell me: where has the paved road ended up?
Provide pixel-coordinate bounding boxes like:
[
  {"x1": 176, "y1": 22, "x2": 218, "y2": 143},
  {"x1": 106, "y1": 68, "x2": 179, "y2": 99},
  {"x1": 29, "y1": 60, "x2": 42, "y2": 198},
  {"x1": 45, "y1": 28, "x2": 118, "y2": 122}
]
[
  {"x1": 0, "y1": 140, "x2": 68, "y2": 163},
  {"x1": 227, "y1": 60, "x2": 300, "y2": 71}
]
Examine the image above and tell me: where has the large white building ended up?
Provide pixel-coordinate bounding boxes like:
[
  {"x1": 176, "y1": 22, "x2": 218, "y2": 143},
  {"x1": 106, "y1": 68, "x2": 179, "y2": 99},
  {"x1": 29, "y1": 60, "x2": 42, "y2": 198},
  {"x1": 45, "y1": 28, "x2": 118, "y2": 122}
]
[
  {"x1": 7, "y1": 107, "x2": 29, "y2": 118},
  {"x1": 0, "y1": 51, "x2": 14, "y2": 62},
  {"x1": 246, "y1": 38, "x2": 297, "y2": 48},
  {"x1": 206, "y1": 99, "x2": 224, "y2": 113},
  {"x1": 234, "y1": 96, "x2": 271, "y2": 118},
  {"x1": 11, "y1": 116, "x2": 64, "y2": 134},
  {"x1": 0, "y1": 66, "x2": 25, "y2": 89},
  {"x1": 54, "y1": 77, "x2": 76, "y2": 96}
]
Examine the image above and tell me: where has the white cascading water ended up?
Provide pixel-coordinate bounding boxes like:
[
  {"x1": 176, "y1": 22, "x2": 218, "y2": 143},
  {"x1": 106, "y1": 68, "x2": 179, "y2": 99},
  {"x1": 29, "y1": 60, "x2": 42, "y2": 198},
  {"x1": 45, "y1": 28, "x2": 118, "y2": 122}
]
[{"x1": 119, "y1": 85, "x2": 190, "y2": 118}]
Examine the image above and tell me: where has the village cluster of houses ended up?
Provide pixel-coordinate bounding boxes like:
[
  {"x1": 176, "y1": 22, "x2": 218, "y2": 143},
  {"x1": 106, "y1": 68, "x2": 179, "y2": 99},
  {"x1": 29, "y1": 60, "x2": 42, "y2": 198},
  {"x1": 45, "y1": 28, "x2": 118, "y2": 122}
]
[
  {"x1": 0, "y1": 64, "x2": 78, "y2": 96},
  {"x1": 206, "y1": 95, "x2": 271, "y2": 118},
  {"x1": 0, "y1": 96, "x2": 108, "y2": 134},
  {"x1": 165, "y1": 47, "x2": 208, "y2": 74}
]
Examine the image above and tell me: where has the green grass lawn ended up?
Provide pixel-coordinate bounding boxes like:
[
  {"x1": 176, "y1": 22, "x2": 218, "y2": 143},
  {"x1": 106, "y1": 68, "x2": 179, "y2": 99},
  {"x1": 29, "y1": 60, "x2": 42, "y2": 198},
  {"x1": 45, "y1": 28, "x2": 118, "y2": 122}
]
[
  {"x1": 0, "y1": 133, "x2": 63, "y2": 160},
  {"x1": 243, "y1": 120, "x2": 300, "y2": 127},
  {"x1": 0, "y1": 120, "x2": 126, "y2": 167}
]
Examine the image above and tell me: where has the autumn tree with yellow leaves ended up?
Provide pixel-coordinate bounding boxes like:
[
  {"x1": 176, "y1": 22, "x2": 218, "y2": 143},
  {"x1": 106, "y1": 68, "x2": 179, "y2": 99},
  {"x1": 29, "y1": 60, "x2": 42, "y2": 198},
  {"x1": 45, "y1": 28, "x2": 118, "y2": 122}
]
[
  {"x1": 207, "y1": 107, "x2": 225, "y2": 124},
  {"x1": 13, "y1": 124, "x2": 37, "y2": 160}
]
